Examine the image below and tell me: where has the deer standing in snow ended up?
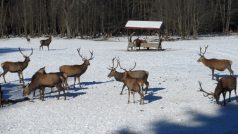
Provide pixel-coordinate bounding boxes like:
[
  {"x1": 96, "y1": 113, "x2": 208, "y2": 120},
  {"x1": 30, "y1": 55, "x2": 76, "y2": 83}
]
[
  {"x1": 117, "y1": 61, "x2": 144, "y2": 104},
  {"x1": 198, "y1": 76, "x2": 237, "y2": 106},
  {"x1": 39, "y1": 35, "x2": 52, "y2": 50},
  {"x1": 107, "y1": 57, "x2": 149, "y2": 95},
  {"x1": 197, "y1": 45, "x2": 233, "y2": 80},
  {"x1": 59, "y1": 48, "x2": 93, "y2": 88},
  {"x1": 0, "y1": 48, "x2": 33, "y2": 84}
]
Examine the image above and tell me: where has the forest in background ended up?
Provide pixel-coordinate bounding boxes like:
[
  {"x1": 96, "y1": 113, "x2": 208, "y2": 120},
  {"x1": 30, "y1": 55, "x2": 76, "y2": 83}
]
[{"x1": 0, "y1": 0, "x2": 238, "y2": 38}]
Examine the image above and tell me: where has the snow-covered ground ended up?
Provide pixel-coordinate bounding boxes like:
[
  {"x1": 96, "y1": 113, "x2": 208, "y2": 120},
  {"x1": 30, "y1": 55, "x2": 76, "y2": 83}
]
[{"x1": 0, "y1": 35, "x2": 238, "y2": 134}]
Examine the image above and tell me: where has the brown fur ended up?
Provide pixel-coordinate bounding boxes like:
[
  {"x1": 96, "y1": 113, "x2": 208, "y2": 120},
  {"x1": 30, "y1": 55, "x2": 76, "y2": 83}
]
[
  {"x1": 0, "y1": 48, "x2": 33, "y2": 84},
  {"x1": 133, "y1": 38, "x2": 147, "y2": 50},
  {"x1": 198, "y1": 46, "x2": 233, "y2": 79},
  {"x1": 23, "y1": 69, "x2": 67, "y2": 101},
  {"x1": 59, "y1": 48, "x2": 93, "y2": 87},
  {"x1": 122, "y1": 71, "x2": 144, "y2": 105},
  {"x1": 108, "y1": 58, "x2": 149, "y2": 95},
  {"x1": 40, "y1": 36, "x2": 52, "y2": 50},
  {"x1": 199, "y1": 76, "x2": 237, "y2": 106}
]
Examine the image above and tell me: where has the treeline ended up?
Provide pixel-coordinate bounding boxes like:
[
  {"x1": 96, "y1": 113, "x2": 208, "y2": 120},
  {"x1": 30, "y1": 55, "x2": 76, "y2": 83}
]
[{"x1": 0, "y1": 0, "x2": 237, "y2": 38}]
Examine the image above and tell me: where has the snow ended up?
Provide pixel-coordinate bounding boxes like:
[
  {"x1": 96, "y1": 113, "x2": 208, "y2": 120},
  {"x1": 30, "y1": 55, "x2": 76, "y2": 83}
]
[
  {"x1": 125, "y1": 20, "x2": 162, "y2": 30},
  {"x1": 0, "y1": 35, "x2": 238, "y2": 134}
]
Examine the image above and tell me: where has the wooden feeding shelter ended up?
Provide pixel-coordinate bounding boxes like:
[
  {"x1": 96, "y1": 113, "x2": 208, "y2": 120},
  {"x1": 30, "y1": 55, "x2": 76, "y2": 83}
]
[{"x1": 125, "y1": 20, "x2": 163, "y2": 51}]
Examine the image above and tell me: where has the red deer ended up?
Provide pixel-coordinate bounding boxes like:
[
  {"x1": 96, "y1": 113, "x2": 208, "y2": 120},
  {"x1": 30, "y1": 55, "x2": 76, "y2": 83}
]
[
  {"x1": 133, "y1": 38, "x2": 147, "y2": 50},
  {"x1": 26, "y1": 35, "x2": 30, "y2": 42},
  {"x1": 118, "y1": 61, "x2": 144, "y2": 104},
  {"x1": 107, "y1": 58, "x2": 149, "y2": 95},
  {"x1": 127, "y1": 32, "x2": 135, "y2": 50},
  {"x1": 59, "y1": 48, "x2": 93, "y2": 88},
  {"x1": 198, "y1": 76, "x2": 237, "y2": 105},
  {"x1": 0, "y1": 48, "x2": 33, "y2": 84},
  {"x1": 197, "y1": 45, "x2": 233, "y2": 80},
  {"x1": 39, "y1": 35, "x2": 52, "y2": 50},
  {"x1": 23, "y1": 68, "x2": 67, "y2": 101}
]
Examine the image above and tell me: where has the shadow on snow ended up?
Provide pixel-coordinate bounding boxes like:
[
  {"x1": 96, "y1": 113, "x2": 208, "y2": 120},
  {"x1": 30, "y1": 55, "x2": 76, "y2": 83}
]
[{"x1": 114, "y1": 103, "x2": 238, "y2": 134}]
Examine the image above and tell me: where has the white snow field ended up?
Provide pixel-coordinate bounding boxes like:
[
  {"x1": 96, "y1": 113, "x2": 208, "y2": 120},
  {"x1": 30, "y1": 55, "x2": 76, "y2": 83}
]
[{"x1": 0, "y1": 35, "x2": 238, "y2": 134}]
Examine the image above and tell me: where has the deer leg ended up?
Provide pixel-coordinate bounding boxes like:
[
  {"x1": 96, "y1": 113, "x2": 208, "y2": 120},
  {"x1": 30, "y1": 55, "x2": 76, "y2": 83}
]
[
  {"x1": 77, "y1": 77, "x2": 81, "y2": 87},
  {"x1": 228, "y1": 91, "x2": 231, "y2": 102},
  {"x1": 64, "y1": 79, "x2": 69, "y2": 93},
  {"x1": 145, "y1": 81, "x2": 149, "y2": 94},
  {"x1": 227, "y1": 66, "x2": 234, "y2": 75},
  {"x1": 222, "y1": 91, "x2": 227, "y2": 106},
  {"x1": 133, "y1": 92, "x2": 135, "y2": 103},
  {"x1": 73, "y1": 77, "x2": 77, "y2": 88},
  {"x1": 41, "y1": 87, "x2": 45, "y2": 101},
  {"x1": 120, "y1": 84, "x2": 126, "y2": 95},
  {"x1": 128, "y1": 89, "x2": 130, "y2": 104},
  {"x1": 211, "y1": 69, "x2": 214, "y2": 80},
  {"x1": 138, "y1": 90, "x2": 144, "y2": 105},
  {"x1": 48, "y1": 46, "x2": 49, "y2": 51},
  {"x1": 39, "y1": 89, "x2": 42, "y2": 100},
  {"x1": 63, "y1": 89, "x2": 66, "y2": 100},
  {"x1": 57, "y1": 90, "x2": 60, "y2": 100},
  {"x1": 33, "y1": 90, "x2": 36, "y2": 97},
  {"x1": 1, "y1": 71, "x2": 7, "y2": 83},
  {"x1": 17, "y1": 72, "x2": 21, "y2": 83},
  {"x1": 234, "y1": 89, "x2": 238, "y2": 102},
  {"x1": 21, "y1": 72, "x2": 24, "y2": 85}
]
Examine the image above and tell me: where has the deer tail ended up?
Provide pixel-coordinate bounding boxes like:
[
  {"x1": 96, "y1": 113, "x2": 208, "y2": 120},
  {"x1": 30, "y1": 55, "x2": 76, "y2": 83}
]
[{"x1": 229, "y1": 60, "x2": 233, "y2": 65}]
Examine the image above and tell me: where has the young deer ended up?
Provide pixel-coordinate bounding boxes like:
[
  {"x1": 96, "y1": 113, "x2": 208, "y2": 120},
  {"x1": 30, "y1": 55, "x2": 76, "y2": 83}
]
[
  {"x1": 107, "y1": 58, "x2": 149, "y2": 94},
  {"x1": 39, "y1": 35, "x2": 52, "y2": 50},
  {"x1": 23, "y1": 68, "x2": 67, "y2": 101},
  {"x1": 197, "y1": 45, "x2": 233, "y2": 80},
  {"x1": 59, "y1": 48, "x2": 93, "y2": 87},
  {"x1": 118, "y1": 61, "x2": 144, "y2": 105},
  {"x1": 0, "y1": 48, "x2": 33, "y2": 84},
  {"x1": 198, "y1": 76, "x2": 237, "y2": 106}
]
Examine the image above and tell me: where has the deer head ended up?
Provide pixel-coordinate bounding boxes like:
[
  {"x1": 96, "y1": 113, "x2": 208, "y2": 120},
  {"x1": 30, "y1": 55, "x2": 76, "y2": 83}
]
[
  {"x1": 107, "y1": 57, "x2": 119, "y2": 78},
  {"x1": 23, "y1": 83, "x2": 31, "y2": 96},
  {"x1": 197, "y1": 45, "x2": 208, "y2": 62},
  {"x1": 198, "y1": 81, "x2": 214, "y2": 99},
  {"x1": 19, "y1": 48, "x2": 33, "y2": 62},
  {"x1": 77, "y1": 48, "x2": 94, "y2": 66}
]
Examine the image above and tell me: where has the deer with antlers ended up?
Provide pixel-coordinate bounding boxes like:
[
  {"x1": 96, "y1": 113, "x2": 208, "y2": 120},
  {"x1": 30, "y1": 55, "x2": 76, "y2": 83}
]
[
  {"x1": 108, "y1": 57, "x2": 149, "y2": 95},
  {"x1": 39, "y1": 35, "x2": 52, "y2": 50},
  {"x1": 0, "y1": 48, "x2": 33, "y2": 84},
  {"x1": 59, "y1": 48, "x2": 93, "y2": 88},
  {"x1": 197, "y1": 45, "x2": 234, "y2": 80},
  {"x1": 198, "y1": 76, "x2": 237, "y2": 106},
  {"x1": 117, "y1": 60, "x2": 144, "y2": 104}
]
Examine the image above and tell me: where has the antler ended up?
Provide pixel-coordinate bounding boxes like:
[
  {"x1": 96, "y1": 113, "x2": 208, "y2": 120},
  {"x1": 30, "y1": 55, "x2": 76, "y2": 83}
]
[
  {"x1": 198, "y1": 81, "x2": 214, "y2": 98},
  {"x1": 117, "y1": 59, "x2": 127, "y2": 71},
  {"x1": 199, "y1": 45, "x2": 208, "y2": 56},
  {"x1": 19, "y1": 48, "x2": 33, "y2": 57},
  {"x1": 129, "y1": 62, "x2": 136, "y2": 71},
  {"x1": 117, "y1": 59, "x2": 136, "y2": 72},
  {"x1": 28, "y1": 48, "x2": 33, "y2": 57},
  {"x1": 19, "y1": 48, "x2": 27, "y2": 57},
  {"x1": 77, "y1": 48, "x2": 85, "y2": 60},
  {"x1": 88, "y1": 50, "x2": 94, "y2": 60},
  {"x1": 108, "y1": 57, "x2": 118, "y2": 70}
]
